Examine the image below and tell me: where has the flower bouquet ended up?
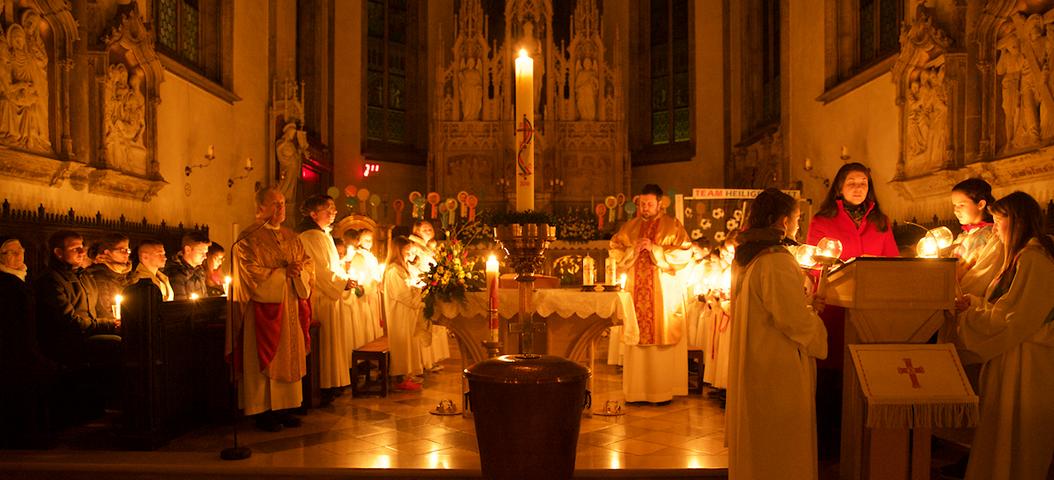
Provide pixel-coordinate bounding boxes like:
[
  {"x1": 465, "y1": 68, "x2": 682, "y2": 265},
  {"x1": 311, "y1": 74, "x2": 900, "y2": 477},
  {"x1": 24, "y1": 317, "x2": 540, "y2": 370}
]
[{"x1": 420, "y1": 228, "x2": 486, "y2": 319}]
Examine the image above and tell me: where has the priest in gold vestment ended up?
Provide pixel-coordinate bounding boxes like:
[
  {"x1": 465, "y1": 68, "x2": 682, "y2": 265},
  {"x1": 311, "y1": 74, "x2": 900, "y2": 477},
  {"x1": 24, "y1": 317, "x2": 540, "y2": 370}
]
[
  {"x1": 609, "y1": 184, "x2": 693, "y2": 403},
  {"x1": 227, "y1": 188, "x2": 314, "y2": 432}
]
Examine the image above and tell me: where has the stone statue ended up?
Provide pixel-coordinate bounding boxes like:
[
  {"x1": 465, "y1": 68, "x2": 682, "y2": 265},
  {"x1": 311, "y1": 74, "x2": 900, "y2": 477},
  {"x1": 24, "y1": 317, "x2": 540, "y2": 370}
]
[
  {"x1": 906, "y1": 75, "x2": 929, "y2": 158},
  {"x1": 104, "y1": 63, "x2": 148, "y2": 173},
  {"x1": 576, "y1": 58, "x2": 598, "y2": 121},
  {"x1": 997, "y1": 33, "x2": 1023, "y2": 149},
  {"x1": 925, "y1": 67, "x2": 949, "y2": 171},
  {"x1": 275, "y1": 122, "x2": 306, "y2": 202},
  {"x1": 458, "y1": 57, "x2": 483, "y2": 121},
  {"x1": 0, "y1": 23, "x2": 50, "y2": 152}
]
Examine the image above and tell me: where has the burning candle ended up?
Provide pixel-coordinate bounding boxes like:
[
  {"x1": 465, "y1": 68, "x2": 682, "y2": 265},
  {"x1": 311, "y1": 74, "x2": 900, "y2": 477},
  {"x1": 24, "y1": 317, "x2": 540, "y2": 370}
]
[
  {"x1": 245, "y1": 157, "x2": 253, "y2": 170},
  {"x1": 486, "y1": 255, "x2": 500, "y2": 342},
  {"x1": 514, "y1": 49, "x2": 535, "y2": 212},
  {"x1": 815, "y1": 237, "x2": 844, "y2": 261},
  {"x1": 916, "y1": 236, "x2": 939, "y2": 258},
  {"x1": 190, "y1": 293, "x2": 200, "y2": 301},
  {"x1": 113, "y1": 294, "x2": 123, "y2": 320},
  {"x1": 223, "y1": 275, "x2": 231, "y2": 296},
  {"x1": 618, "y1": 273, "x2": 627, "y2": 291},
  {"x1": 207, "y1": 144, "x2": 215, "y2": 157},
  {"x1": 486, "y1": 255, "x2": 499, "y2": 311},
  {"x1": 582, "y1": 255, "x2": 596, "y2": 285}
]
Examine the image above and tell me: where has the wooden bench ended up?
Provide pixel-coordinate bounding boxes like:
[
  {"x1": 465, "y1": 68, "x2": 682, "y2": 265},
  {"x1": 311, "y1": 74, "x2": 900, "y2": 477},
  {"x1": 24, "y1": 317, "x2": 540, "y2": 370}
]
[
  {"x1": 351, "y1": 336, "x2": 389, "y2": 398},
  {"x1": 688, "y1": 347, "x2": 705, "y2": 395}
]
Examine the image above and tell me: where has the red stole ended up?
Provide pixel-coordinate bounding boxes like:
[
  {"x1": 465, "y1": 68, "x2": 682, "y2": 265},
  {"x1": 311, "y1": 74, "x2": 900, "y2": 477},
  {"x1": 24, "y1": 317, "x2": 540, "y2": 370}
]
[
  {"x1": 230, "y1": 298, "x2": 312, "y2": 375},
  {"x1": 633, "y1": 218, "x2": 661, "y2": 344}
]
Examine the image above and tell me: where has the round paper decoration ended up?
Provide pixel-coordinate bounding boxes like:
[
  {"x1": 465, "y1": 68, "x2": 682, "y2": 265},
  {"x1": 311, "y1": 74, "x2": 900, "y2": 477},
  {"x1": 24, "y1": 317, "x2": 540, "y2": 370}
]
[{"x1": 327, "y1": 186, "x2": 341, "y2": 198}]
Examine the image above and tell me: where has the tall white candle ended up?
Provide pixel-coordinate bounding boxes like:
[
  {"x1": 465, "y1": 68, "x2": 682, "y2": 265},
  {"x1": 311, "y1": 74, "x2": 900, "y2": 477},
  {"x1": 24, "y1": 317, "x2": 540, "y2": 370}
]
[{"x1": 514, "y1": 49, "x2": 535, "y2": 212}]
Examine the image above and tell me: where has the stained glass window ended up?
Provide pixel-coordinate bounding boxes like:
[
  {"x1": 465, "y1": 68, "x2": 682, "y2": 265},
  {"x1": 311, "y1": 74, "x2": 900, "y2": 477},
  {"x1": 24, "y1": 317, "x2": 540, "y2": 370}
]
[
  {"x1": 154, "y1": 0, "x2": 221, "y2": 82},
  {"x1": 366, "y1": 0, "x2": 409, "y2": 144},
  {"x1": 649, "y1": 0, "x2": 691, "y2": 147}
]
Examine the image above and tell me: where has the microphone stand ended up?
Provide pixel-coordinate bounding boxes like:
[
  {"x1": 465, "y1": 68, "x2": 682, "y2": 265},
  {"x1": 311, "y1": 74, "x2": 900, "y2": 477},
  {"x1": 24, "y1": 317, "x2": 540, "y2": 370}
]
[{"x1": 220, "y1": 216, "x2": 274, "y2": 461}]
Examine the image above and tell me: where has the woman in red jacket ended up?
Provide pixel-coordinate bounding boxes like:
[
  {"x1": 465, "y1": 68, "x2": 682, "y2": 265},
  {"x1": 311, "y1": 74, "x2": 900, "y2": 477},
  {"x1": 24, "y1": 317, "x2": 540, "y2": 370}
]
[
  {"x1": 806, "y1": 162, "x2": 899, "y2": 460},
  {"x1": 806, "y1": 162, "x2": 899, "y2": 259}
]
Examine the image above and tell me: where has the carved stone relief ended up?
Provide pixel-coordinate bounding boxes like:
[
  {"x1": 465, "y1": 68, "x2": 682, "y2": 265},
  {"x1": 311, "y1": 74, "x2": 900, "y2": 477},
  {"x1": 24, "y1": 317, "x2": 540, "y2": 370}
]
[
  {"x1": 892, "y1": 5, "x2": 954, "y2": 179},
  {"x1": 85, "y1": 1, "x2": 166, "y2": 201},
  {"x1": 0, "y1": 9, "x2": 51, "y2": 153},
  {"x1": 729, "y1": 130, "x2": 783, "y2": 189},
  {"x1": 994, "y1": 12, "x2": 1054, "y2": 152},
  {"x1": 0, "y1": 1, "x2": 79, "y2": 186}
]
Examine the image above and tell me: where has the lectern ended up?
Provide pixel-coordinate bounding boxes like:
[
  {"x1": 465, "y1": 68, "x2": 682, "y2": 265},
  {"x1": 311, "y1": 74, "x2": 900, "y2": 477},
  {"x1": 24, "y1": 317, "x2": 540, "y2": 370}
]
[{"x1": 824, "y1": 258, "x2": 959, "y2": 480}]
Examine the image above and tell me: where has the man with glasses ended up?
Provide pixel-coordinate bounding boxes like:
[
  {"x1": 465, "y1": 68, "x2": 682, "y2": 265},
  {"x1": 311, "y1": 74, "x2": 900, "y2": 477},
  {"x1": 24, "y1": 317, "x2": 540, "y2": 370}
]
[
  {"x1": 86, "y1": 233, "x2": 134, "y2": 327},
  {"x1": 131, "y1": 239, "x2": 173, "y2": 301},
  {"x1": 35, "y1": 230, "x2": 120, "y2": 424},
  {"x1": 164, "y1": 231, "x2": 211, "y2": 300}
]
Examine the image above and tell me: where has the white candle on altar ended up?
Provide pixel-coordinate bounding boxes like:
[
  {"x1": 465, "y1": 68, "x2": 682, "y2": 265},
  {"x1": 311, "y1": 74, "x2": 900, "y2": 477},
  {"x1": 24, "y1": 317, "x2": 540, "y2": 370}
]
[
  {"x1": 223, "y1": 275, "x2": 231, "y2": 296},
  {"x1": 514, "y1": 49, "x2": 535, "y2": 212},
  {"x1": 486, "y1": 255, "x2": 500, "y2": 342}
]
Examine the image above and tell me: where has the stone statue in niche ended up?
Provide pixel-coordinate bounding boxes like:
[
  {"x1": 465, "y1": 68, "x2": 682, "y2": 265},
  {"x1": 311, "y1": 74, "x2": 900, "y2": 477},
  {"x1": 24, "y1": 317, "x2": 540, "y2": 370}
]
[
  {"x1": 275, "y1": 122, "x2": 307, "y2": 202},
  {"x1": 997, "y1": 32, "x2": 1023, "y2": 149},
  {"x1": 104, "y1": 63, "x2": 148, "y2": 174},
  {"x1": 0, "y1": 17, "x2": 51, "y2": 153},
  {"x1": 904, "y1": 63, "x2": 949, "y2": 175},
  {"x1": 575, "y1": 58, "x2": 598, "y2": 121},
  {"x1": 458, "y1": 57, "x2": 483, "y2": 121}
]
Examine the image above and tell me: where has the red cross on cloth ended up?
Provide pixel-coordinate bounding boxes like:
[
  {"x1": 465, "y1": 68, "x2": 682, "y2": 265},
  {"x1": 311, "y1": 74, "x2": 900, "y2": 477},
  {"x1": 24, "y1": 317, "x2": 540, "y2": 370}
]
[{"x1": 897, "y1": 358, "x2": 925, "y2": 389}]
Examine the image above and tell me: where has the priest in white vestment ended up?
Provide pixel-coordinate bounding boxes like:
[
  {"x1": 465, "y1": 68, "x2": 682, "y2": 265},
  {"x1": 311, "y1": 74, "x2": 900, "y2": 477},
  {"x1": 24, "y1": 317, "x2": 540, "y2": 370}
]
[
  {"x1": 950, "y1": 192, "x2": 1054, "y2": 480},
  {"x1": 609, "y1": 184, "x2": 692, "y2": 403},
  {"x1": 296, "y1": 195, "x2": 356, "y2": 394},
  {"x1": 228, "y1": 188, "x2": 314, "y2": 432},
  {"x1": 726, "y1": 188, "x2": 827, "y2": 480}
]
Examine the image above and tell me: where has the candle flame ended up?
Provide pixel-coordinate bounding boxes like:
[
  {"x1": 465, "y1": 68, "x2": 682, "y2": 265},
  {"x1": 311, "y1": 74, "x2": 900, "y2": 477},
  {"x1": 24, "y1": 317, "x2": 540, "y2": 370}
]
[
  {"x1": 190, "y1": 293, "x2": 200, "y2": 300},
  {"x1": 224, "y1": 275, "x2": 232, "y2": 285},
  {"x1": 518, "y1": 49, "x2": 529, "y2": 59},
  {"x1": 114, "y1": 294, "x2": 123, "y2": 305}
]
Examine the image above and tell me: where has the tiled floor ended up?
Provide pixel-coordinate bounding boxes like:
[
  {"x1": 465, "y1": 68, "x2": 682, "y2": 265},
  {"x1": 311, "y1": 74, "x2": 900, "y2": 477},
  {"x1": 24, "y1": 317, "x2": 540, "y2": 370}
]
[{"x1": 0, "y1": 354, "x2": 730, "y2": 479}]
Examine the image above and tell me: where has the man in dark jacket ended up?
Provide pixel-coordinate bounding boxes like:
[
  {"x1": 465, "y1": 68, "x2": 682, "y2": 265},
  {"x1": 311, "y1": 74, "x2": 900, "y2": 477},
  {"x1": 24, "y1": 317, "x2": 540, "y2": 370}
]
[
  {"x1": 34, "y1": 230, "x2": 121, "y2": 424},
  {"x1": 163, "y1": 231, "x2": 210, "y2": 300}
]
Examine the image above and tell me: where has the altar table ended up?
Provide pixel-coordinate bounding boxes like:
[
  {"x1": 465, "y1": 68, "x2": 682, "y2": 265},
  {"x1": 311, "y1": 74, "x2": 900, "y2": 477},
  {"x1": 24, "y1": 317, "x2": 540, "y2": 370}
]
[{"x1": 432, "y1": 289, "x2": 636, "y2": 364}]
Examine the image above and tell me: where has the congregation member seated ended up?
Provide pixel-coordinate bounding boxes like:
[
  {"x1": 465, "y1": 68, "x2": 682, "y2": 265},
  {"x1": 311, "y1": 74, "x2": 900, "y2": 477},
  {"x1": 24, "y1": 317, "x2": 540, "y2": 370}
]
[
  {"x1": 164, "y1": 231, "x2": 210, "y2": 300},
  {"x1": 34, "y1": 230, "x2": 121, "y2": 424},
  {"x1": 0, "y1": 235, "x2": 55, "y2": 447},
  {"x1": 131, "y1": 239, "x2": 174, "y2": 301},
  {"x1": 203, "y1": 242, "x2": 226, "y2": 297},
  {"x1": 86, "y1": 233, "x2": 134, "y2": 328}
]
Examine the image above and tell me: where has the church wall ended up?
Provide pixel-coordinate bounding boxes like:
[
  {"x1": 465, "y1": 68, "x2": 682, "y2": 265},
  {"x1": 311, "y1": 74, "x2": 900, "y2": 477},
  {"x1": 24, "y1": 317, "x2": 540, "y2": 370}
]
[
  {"x1": 0, "y1": 0, "x2": 275, "y2": 251},
  {"x1": 331, "y1": 0, "x2": 426, "y2": 224},
  {"x1": 630, "y1": 0, "x2": 726, "y2": 197},
  {"x1": 783, "y1": 0, "x2": 903, "y2": 220}
]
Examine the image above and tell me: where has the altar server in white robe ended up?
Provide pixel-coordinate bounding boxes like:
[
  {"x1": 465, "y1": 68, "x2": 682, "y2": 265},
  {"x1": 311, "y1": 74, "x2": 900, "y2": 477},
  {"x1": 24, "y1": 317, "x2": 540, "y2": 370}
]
[
  {"x1": 727, "y1": 188, "x2": 828, "y2": 480},
  {"x1": 228, "y1": 188, "x2": 313, "y2": 432},
  {"x1": 344, "y1": 229, "x2": 383, "y2": 349},
  {"x1": 609, "y1": 184, "x2": 692, "y2": 403},
  {"x1": 951, "y1": 191, "x2": 1054, "y2": 480},
  {"x1": 296, "y1": 195, "x2": 356, "y2": 393},
  {"x1": 410, "y1": 220, "x2": 450, "y2": 371},
  {"x1": 948, "y1": 178, "x2": 1005, "y2": 298},
  {"x1": 383, "y1": 235, "x2": 425, "y2": 391}
]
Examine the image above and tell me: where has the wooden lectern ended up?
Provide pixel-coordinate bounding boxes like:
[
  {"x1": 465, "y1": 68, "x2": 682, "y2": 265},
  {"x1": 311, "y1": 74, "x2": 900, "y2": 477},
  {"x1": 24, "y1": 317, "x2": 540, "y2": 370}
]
[{"x1": 823, "y1": 258, "x2": 958, "y2": 480}]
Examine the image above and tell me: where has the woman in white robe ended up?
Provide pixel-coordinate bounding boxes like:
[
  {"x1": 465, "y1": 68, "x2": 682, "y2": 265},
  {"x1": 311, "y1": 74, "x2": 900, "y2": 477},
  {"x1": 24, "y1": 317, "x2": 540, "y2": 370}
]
[
  {"x1": 951, "y1": 192, "x2": 1054, "y2": 480},
  {"x1": 727, "y1": 189, "x2": 828, "y2": 480},
  {"x1": 383, "y1": 236, "x2": 424, "y2": 391},
  {"x1": 296, "y1": 196, "x2": 355, "y2": 392}
]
